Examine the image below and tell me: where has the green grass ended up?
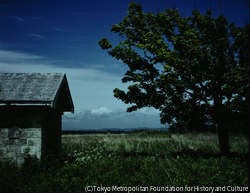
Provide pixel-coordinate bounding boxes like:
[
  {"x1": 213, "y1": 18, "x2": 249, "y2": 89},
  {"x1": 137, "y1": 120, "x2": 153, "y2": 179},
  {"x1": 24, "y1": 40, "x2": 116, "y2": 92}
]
[{"x1": 0, "y1": 130, "x2": 249, "y2": 193}]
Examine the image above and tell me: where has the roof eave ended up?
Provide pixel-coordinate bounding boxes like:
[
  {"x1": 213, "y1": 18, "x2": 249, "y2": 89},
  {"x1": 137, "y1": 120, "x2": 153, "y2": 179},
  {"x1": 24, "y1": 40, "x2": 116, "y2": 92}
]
[{"x1": 0, "y1": 102, "x2": 74, "y2": 113}]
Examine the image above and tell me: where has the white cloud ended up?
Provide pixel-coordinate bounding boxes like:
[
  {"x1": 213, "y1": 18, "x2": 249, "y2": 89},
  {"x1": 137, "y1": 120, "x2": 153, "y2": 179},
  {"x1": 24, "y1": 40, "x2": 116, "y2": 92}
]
[
  {"x1": 0, "y1": 49, "x2": 165, "y2": 129},
  {"x1": 6, "y1": 16, "x2": 24, "y2": 22},
  {"x1": 0, "y1": 50, "x2": 124, "y2": 108},
  {"x1": 62, "y1": 107, "x2": 165, "y2": 130},
  {"x1": 0, "y1": 50, "x2": 45, "y2": 63},
  {"x1": 91, "y1": 107, "x2": 110, "y2": 115},
  {"x1": 0, "y1": 49, "x2": 127, "y2": 108},
  {"x1": 27, "y1": 34, "x2": 45, "y2": 38},
  {"x1": 137, "y1": 107, "x2": 161, "y2": 115},
  {"x1": 54, "y1": 27, "x2": 63, "y2": 31}
]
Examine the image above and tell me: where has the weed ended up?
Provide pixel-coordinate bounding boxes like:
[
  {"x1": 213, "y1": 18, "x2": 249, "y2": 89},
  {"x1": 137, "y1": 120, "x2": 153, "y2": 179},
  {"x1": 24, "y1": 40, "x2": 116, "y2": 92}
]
[{"x1": 0, "y1": 131, "x2": 248, "y2": 192}]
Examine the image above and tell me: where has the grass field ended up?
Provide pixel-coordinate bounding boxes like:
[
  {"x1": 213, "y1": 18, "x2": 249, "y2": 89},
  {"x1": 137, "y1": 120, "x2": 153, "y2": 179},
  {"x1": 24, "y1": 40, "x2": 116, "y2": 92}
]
[{"x1": 0, "y1": 130, "x2": 249, "y2": 193}]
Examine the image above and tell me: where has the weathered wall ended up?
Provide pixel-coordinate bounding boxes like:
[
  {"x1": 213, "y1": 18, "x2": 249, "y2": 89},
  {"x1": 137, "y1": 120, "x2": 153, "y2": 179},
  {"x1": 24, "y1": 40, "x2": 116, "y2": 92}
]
[
  {"x1": 0, "y1": 106, "x2": 62, "y2": 165},
  {"x1": 0, "y1": 127, "x2": 41, "y2": 164}
]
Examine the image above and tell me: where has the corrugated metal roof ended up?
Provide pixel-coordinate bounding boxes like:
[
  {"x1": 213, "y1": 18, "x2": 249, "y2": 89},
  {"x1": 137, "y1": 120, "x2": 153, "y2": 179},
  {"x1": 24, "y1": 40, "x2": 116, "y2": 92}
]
[{"x1": 0, "y1": 73, "x2": 74, "y2": 113}]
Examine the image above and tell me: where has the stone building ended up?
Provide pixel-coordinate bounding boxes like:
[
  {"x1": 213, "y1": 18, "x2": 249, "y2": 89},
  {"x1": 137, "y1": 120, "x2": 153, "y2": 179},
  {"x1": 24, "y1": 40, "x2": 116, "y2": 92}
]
[{"x1": 0, "y1": 73, "x2": 74, "y2": 164}]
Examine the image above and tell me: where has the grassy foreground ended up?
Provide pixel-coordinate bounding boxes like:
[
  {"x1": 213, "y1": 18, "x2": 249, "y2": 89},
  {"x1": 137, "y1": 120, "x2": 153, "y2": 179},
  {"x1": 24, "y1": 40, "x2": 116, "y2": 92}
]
[{"x1": 0, "y1": 130, "x2": 249, "y2": 193}]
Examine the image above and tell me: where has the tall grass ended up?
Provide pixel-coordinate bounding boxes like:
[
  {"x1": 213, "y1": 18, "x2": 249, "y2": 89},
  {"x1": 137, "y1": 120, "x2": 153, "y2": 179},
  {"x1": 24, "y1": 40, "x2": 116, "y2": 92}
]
[
  {"x1": 0, "y1": 130, "x2": 249, "y2": 193},
  {"x1": 62, "y1": 131, "x2": 248, "y2": 155}
]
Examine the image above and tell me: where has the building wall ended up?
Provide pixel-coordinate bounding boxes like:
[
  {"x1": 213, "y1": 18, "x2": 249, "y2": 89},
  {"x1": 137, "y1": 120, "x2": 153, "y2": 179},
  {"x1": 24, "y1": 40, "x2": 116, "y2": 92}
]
[
  {"x1": 41, "y1": 107, "x2": 62, "y2": 156},
  {"x1": 0, "y1": 106, "x2": 62, "y2": 165},
  {"x1": 0, "y1": 127, "x2": 42, "y2": 164}
]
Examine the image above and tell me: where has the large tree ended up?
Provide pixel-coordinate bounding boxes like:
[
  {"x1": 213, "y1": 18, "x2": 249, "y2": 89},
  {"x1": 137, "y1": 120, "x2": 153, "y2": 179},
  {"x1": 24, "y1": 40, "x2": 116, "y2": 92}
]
[{"x1": 99, "y1": 3, "x2": 249, "y2": 155}]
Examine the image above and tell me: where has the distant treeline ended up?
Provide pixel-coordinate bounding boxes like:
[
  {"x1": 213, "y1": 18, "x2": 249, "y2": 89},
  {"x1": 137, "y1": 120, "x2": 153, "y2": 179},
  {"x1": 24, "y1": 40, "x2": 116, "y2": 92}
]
[{"x1": 62, "y1": 129, "x2": 156, "y2": 135}]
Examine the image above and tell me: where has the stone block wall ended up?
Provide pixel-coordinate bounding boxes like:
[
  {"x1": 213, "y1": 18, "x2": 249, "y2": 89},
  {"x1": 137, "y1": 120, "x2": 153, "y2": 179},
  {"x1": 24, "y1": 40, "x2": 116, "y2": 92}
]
[
  {"x1": 0, "y1": 127, "x2": 42, "y2": 165},
  {"x1": 0, "y1": 106, "x2": 63, "y2": 165}
]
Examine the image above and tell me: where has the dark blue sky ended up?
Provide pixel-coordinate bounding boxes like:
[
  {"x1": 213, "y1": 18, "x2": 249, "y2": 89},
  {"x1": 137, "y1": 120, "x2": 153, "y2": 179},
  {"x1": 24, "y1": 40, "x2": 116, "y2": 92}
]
[{"x1": 0, "y1": 0, "x2": 249, "y2": 129}]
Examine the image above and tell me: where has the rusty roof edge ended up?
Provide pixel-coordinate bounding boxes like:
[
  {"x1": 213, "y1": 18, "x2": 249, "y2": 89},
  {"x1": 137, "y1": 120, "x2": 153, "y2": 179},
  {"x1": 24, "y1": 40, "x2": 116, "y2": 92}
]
[{"x1": 53, "y1": 74, "x2": 74, "y2": 114}]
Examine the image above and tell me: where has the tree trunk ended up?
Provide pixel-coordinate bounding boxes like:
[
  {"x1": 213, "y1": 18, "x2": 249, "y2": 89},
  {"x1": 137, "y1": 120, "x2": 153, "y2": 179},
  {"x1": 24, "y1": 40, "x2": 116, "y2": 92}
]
[
  {"x1": 214, "y1": 90, "x2": 230, "y2": 155},
  {"x1": 217, "y1": 120, "x2": 230, "y2": 156}
]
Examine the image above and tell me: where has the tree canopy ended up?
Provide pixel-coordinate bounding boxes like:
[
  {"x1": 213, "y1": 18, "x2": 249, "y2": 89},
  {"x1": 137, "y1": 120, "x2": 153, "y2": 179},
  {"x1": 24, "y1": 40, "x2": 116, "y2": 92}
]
[{"x1": 99, "y1": 2, "x2": 249, "y2": 154}]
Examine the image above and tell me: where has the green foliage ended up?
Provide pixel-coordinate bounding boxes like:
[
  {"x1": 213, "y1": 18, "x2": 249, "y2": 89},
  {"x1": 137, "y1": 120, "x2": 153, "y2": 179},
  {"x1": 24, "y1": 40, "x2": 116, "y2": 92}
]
[
  {"x1": 98, "y1": 2, "x2": 250, "y2": 154},
  {"x1": 98, "y1": 38, "x2": 112, "y2": 49},
  {"x1": 0, "y1": 132, "x2": 248, "y2": 192}
]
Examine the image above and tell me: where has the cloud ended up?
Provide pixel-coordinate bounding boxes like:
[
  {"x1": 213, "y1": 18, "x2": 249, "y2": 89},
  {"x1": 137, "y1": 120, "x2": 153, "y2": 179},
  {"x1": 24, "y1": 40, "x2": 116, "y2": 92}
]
[
  {"x1": 0, "y1": 49, "x2": 165, "y2": 130},
  {"x1": 0, "y1": 49, "x2": 128, "y2": 111},
  {"x1": 62, "y1": 107, "x2": 164, "y2": 130},
  {"x1": 0, "y1": 50, "x2": 46, "y2": 65},
  {"x1": 91, "y1": 107, "x2": 110, "y2": 115},
  {"x1": 54, "y1": 27, "x2": 63, "y2": 31},
  {"x1": 82, "y1": 63, "x2": 106, "y2": 68},
  {"x1": 27, "y1": 34, "x2": 45, "y2": 38},
  {"x1": 6, "y1": 15, "x2": 24, "y2": 22}
]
